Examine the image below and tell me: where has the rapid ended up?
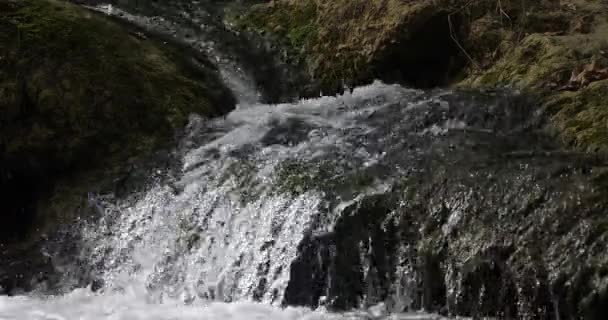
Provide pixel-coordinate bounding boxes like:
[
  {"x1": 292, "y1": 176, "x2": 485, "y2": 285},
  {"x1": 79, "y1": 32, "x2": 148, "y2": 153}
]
[{"x1": 3, "y1": 1, "x2": 594, "y2": 319}]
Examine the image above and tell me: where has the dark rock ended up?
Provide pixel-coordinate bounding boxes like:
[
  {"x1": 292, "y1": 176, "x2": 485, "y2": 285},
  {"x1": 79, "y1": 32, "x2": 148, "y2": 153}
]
[{"x1": 278, "y1": 90, "x2": 608, "y2": 319}]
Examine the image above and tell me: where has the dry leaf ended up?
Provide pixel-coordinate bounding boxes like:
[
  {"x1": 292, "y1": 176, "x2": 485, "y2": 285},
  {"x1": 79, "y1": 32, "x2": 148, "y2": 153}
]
[{"x1": 559, "y1": 58, "x2": 608, "y2": 91}]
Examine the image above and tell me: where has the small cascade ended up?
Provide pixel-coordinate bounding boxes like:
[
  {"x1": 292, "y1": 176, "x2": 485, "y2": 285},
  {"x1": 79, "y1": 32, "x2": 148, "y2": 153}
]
[
  {"x1": 74, "y1": 82, "x2": 423, "y2": 306},
  {"x1": 2, "y1": 2, "x2": 604, "y2": 320},
  {"x1": 23, "y1": 78, "x2": 566, "y2": 319}
]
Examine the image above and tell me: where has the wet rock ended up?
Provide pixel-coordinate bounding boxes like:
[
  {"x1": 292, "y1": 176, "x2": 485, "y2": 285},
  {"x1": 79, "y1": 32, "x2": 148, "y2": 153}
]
[{"x1": 276, "y1": 89, "x2": 608, "y2": 319}]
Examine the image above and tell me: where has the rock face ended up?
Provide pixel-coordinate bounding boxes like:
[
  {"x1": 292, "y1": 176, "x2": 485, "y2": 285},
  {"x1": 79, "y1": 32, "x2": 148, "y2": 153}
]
[
  {"x1": 274, "y1": 90, "x2": 608, "y2": 319},
  {"x1": 0, "y1": 0, "x2": 235, "y2": 248}
]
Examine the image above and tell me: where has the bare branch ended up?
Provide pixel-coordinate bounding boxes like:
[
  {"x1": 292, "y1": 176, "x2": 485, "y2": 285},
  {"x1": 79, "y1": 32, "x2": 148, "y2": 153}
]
[{"x1": 448, "y1": 13, "x2": 478, "y2": 70}]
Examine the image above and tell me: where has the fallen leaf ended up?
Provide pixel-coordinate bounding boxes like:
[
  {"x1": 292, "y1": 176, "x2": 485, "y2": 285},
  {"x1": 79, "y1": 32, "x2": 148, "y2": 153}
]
[{"x1": 559, "y1": 58, "x2": 608, "y2": 90}]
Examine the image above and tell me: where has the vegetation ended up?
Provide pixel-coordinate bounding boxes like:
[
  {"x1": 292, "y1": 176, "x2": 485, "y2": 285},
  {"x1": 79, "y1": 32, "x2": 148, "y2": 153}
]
[
  {"x1": 236, "y1": 0, "x2": 439, "y2": 91},
  {"x1": 238, "y1": 1, "x2": 317, "y2": 56}
]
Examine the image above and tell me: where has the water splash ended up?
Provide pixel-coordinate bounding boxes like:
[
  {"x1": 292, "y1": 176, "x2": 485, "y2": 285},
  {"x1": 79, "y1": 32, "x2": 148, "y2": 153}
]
[
  {"x1": 0, "y1": 291, "x2": 447, "y2": 320},
  {"x1": 72, "y1": 81, "x2": 420, "y2": 305},
  {"x1": 2, "y1": 80, "x2": 520, "y2": 319}
]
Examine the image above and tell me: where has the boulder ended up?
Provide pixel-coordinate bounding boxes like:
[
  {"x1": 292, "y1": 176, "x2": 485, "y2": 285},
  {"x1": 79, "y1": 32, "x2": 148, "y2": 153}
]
[{"x1": 0, "y1": 0, "x2": 235, "y2": 244}]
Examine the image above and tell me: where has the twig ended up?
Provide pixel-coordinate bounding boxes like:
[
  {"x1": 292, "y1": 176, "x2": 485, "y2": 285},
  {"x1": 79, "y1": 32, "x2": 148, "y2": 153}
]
[
  {"x1": 496, "y1": 0, "x2": 513, "y2": 27},
  {"x1": 449, "y1": 0, "x2": 486, "y2": 16},
  {"x1": 448, "y1": 13, "x2": 478, "y2": 70},
  {"x1": 446, "y1": 0, "x2": 533, "y2": 70}
]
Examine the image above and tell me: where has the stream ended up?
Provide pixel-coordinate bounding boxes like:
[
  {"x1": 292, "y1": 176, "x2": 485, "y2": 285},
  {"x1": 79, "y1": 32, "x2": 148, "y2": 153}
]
[{"x1": 1, "y1": 1, "x2": 604, "y2": 319}]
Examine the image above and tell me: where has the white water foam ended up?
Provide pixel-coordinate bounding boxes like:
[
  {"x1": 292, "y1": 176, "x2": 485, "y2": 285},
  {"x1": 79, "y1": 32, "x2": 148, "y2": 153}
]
[{"x1": 0, "y1": 291, "x2": 447, "y2": 320}]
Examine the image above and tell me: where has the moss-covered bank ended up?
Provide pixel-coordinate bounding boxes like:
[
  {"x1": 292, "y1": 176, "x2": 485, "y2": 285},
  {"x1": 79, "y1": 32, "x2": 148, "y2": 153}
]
[{"x1": 0, "y1": 0, "x2": 235, "y2": 244}]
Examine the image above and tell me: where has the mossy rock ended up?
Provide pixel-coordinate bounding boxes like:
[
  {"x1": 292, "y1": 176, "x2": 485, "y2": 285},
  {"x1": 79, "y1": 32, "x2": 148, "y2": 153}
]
[
  {"x1": 233, "y1": 0, "x2": 573, "y2": 94},
  {"x1": 0, "y1": 0, "x2": 235, "y2": 243},
  {"x1": 238, "y1": 1, "x2": 318, "y2": 56},
  {"x1": 549, "y1": 80, "x2": 608, "y2": 153},
  {"x1": 461, "y1": 0, "x2": 608, "y2": 153},
  {"x1": 235, "y1": 0, "x2": 474, "y2": 93},
  {"x1": 465, "y1": 34, "x2": 577, "y2": 89}
]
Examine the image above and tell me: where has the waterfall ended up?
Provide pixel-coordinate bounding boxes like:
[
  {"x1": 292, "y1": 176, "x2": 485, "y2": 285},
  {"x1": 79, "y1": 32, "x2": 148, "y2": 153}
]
[
  {"x1": 75, "y1": 82, "x2": 421, "y2": 304},
  {"x1": 0, "y1": 81, "x2": 458, "y2": 319},
  {"x1": 3, "y1": 2, "x2": 584, "y2": 319}
]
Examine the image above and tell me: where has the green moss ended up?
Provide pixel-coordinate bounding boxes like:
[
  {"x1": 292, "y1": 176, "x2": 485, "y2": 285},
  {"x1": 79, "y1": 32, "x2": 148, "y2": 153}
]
[
  {"x1": 466, "y1": 34, "x2": 576, "y2": 89},
  {"x1": 522, "y1": 11, "x2": 571, "y2": 34},
  {"x1": 466, "y1": 34, "x2": 608, "y2": 153},
  {"x1": 550, "y1": 80, "x2": 608, "y2": 153},
  {"x1": 275, "y1": 160, "x2": 330, "y2": 195},
  {"x1": 236, "y1": 1, "x2": 318, "y2": 64},
  {"x1": 462, "y1": 5, "x2": 608, "y2": 153}
]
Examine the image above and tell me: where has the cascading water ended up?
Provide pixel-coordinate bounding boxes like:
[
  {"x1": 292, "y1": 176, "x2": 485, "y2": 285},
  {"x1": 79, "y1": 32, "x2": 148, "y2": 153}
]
[
  {"x1": 0, "y1": 82, "x2": 459, "y2": 319},
  {"x1": 4, "y1": 2, "x2": 593, "y2": 320},
  {"x1": 76, "y1": 83, "x2": 422, "y2": 306}
]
